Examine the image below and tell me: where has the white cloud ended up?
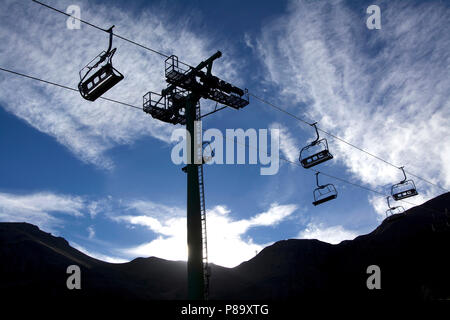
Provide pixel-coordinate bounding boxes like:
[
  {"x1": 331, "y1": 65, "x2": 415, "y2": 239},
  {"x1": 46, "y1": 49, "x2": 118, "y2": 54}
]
[
  {"x1": 244, "y1": 33, "x2": 254, "y2": 49},
  {"x1": 270, "y1": 122, "x2": 298, "y2": 163},
  {"x1": 256, "y1": 0, "x2": 450, "y2": 208},
  {"x1": 71, "y1": 242, "x2": 128, "y2": 264},
  {"x1": 86, "y1": 197, "x2": 113, "y2": 219},
  {"x1": 248, "y1": 203, "x2": 296, "y2": 226},
  {"x1": 0, "y1": 0, "x2": 238, "y2": 169},
  {"x1": 298, "y1": 223, "x2": 358, "y2": 244},
  {"x1": 0, "y1": 191, "x2": 85, "y2": 231},
  {"x1": 87, "y1": 225, "x2": 95, "y2": 239},
  {"x1": 114, "y1": 202, "x2": 298, "y2": 267},
  {"x1": 126, "y1": 200, "x2": 185, "y2": 219}
]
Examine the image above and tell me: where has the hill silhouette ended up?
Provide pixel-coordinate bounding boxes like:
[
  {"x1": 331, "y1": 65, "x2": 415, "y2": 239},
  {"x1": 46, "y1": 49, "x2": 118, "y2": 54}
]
[{"x1": 1, "y1": 193, "x2": 449, "y2": 302}]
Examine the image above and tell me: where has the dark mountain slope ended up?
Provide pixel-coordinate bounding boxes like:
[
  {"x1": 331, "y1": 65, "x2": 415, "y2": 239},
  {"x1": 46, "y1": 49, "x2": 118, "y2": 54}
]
[{"x1": 1, "y1": 193, "x2": 449, "y2": 302}]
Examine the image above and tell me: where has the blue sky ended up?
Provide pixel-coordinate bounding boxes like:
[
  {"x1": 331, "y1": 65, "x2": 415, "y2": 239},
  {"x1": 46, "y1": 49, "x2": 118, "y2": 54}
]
[{"x1": 0, "y1": 0, "x2": 449, "y2": 267}]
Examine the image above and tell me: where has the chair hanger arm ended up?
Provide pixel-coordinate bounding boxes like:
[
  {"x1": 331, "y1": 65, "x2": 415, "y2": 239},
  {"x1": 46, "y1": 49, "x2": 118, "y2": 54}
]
[{"x1": 310, "y1": 122, "x2": 320, "y2": 145}]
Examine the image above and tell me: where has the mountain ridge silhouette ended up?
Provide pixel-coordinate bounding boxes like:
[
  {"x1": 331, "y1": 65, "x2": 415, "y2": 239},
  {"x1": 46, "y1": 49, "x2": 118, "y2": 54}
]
[{"x1": 1, "y1": 192, "x2": 449, "y2": 302}]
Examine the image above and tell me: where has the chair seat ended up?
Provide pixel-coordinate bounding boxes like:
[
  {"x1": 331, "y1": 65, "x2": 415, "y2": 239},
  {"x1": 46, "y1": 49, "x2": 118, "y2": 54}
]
[
  {"x1": 392, "y1": 189, "x2": 418, "y2": 201},
  {"x1": 301, "y1": 150, "x2": 333, "y2": 168},
  {"x1": 313, "y1": 194, "x2": 337, "y2": 206}
]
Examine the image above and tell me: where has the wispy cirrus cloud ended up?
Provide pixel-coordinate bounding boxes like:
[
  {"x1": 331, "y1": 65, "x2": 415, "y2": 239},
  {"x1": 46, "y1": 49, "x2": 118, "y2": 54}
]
[
  {"x1": 0, "y1": 190, "x2": 131, "y2": 262},
  {"x1": 256, "y1": 0, "x2": 450, "y2": 208},
  {"x1": 87, "y1": 225, "x2": 95, "y2": 239},
  {"x1": 270, "y1": 122, "x2": 298, "y2": 164},
  {"x1": 0, "y1": 191, "x2": 85, "y2": 231},
  {"x1": 0, "y1": 0, "x2": 237, "y2": 169}
]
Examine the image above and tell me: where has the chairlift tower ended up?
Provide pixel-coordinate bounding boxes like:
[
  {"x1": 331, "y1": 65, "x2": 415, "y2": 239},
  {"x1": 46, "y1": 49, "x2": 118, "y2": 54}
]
[{"x1": 143, "y1": 51, "x2": 249, "y2": 300}]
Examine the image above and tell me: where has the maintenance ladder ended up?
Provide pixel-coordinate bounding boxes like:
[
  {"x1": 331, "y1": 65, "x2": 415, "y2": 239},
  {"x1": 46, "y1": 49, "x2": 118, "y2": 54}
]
[{"x1": 195, "y1": 103, "x2": 210, "y2": 300}]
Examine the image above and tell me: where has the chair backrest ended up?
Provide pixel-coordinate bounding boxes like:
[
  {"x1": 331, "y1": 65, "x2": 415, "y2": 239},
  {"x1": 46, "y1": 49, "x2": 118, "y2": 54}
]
[
  {"x1": 299, "y1": 139, "x2": 333, "y2": 168},
  {"x1": 391, "y1": 180, "x2": 418, "y2": 200},
  {"x1": 313, "y1": 183, "x2": 337, "y2": 205},
  {"x1": 78, "y1": 63, "x2": 123, "y2": 101}
]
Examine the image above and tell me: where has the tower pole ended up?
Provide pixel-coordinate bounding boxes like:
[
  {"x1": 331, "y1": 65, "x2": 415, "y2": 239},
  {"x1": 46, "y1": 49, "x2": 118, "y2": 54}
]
[
  {"x1": 185, "y1": 93, "x2": 204, "y2": 300},
  {"x1": 143, "y1": 51, "x2": 249, "y2": 300}
]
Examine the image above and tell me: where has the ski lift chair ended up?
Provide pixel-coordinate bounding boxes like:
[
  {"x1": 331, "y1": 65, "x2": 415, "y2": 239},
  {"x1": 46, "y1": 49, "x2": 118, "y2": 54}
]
[
  {"x1": 299, "y1": 122, "x2": 333, "y2": 168},
  {"x1": 78, "y1": 26, "x2": 124, "y2": 101},
  {"x1": 385, "y1": 196, "x2": 405, "y2": 217},
  {"x1": 312, "y1": 172, "x2": 338, "y2": 206},
  {"x1": 391, "y1": 167, "x2": 418, "y2": 201}
]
